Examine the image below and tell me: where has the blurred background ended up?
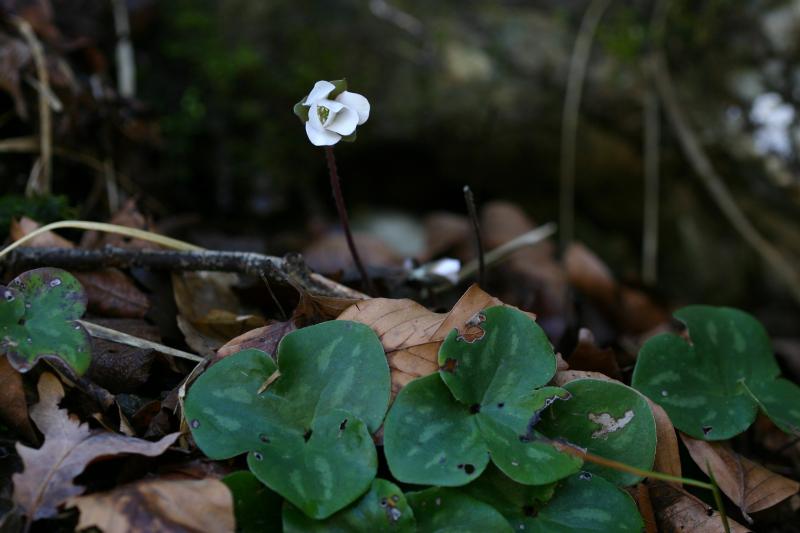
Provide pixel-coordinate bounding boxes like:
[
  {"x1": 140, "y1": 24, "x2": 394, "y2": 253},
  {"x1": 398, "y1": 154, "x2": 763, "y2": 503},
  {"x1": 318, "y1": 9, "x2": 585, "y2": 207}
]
[{"x1": 1, "y1": 0, "x2": 799, "y2": 325}]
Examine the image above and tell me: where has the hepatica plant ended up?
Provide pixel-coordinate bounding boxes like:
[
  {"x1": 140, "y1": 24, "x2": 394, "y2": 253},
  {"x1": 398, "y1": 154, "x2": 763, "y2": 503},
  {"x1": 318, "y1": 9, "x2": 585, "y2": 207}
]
[
  {"x1": 187, "y1": 306, "x2": 652, "y2": 530},
  {"x1": 0, "y1": 267, "x2": 90, "y2": 375},
  {"x1": 633, "y1": 305, "x2": 800, "y2": 439}
]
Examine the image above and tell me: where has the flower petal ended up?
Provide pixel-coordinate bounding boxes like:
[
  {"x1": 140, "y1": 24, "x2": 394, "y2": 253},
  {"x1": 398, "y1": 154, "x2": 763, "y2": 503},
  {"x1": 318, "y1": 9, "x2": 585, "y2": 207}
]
[
  {"x1": 305, "y1": 81, "x2": 336, "y2": 105},
  {"x1": 335, "y1": 91, "x2": 370, "y2": 125},
  {"x1": 305, "y1": 122, "x2": 341, "y2": 146},
  {"x1": 326, "y1": 105, "x2": 359, "y2": 136}
]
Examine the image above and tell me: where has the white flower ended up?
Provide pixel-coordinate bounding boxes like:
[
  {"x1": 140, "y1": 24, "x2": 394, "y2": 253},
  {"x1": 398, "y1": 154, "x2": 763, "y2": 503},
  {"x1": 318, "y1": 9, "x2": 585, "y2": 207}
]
[{"x1": 295, "y1": 80, "x2": 370, "y2": 146}]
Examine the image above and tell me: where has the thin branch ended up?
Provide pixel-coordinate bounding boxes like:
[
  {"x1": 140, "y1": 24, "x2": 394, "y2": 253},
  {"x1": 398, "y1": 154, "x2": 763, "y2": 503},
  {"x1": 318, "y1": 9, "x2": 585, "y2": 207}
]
[
  {"x1": 324, "y1": 146, "x2": 375, "y2": 294},
  {"x1": 463, "y1": 186, "x2": 485, "y2": 286},
  {"x1": 559, "y1": 0, "x2": 613, "y2": 250},
  {"x1": 1, "y1": 246, "x2": 367, "y2": 300},
  {"x1": 652, "y1": 54, "x2": 800, "y2": 304},
  {"x1": 12, "y1": 17, "x2": 52, "y2": 196}
]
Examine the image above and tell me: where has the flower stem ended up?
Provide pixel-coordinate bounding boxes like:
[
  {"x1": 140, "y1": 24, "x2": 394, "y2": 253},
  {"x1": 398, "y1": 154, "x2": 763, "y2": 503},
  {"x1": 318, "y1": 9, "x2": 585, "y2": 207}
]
[{"x1": 324, "y1": 146, "x2": 374, "y2": 294}]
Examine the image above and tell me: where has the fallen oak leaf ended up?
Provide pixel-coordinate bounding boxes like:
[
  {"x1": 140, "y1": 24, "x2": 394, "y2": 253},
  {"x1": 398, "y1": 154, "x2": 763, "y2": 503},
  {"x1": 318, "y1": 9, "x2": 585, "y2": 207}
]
[
  {"x1": 12, "y1": 373, "x2": 179, "y2": 521},
  {"x1": 338, "y1": 284, "x2": 531, "y2": 395},
  {"x1": 68, "y1": 477, "x2": 234, "y2": 533},
  {"x1": 680, "y1": 432, "x2": 800, "y2": 521}
]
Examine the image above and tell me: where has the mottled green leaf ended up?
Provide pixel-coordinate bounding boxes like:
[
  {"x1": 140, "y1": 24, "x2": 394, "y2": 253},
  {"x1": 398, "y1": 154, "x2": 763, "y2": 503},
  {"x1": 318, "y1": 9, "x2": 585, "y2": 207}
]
[
  {"x1": 223, "y1": 471, "x2": 283, "y2": 533},
  {"x1": 632, "y1": 306, "x2": 781, "y2": 440},
  {"x1": 185, "y1": 320, "x2": 390, "y2": 519},
  {"x1": 385, "y1": 307, "x2": 581, "y2": 486},
  {"x1": 283, "y1": 479, "x2": 415, "y2": 533},
  {"x1": 461, "y1": 464, "x2": 556, "y2": 528},
  {"x1": 383, "y1": 374, "x2": 489, "y2": 486},
  {"x1": 536, "y1": 379, "x2": 657, "y2": 486},
  {"x1": 406, "y1": 487, "x2": 512, "y2": 533},
  {"x1": 0, "y1": 268, "x2": 90, "y2": 375},
  {"x1": 468, "y1": 470, "x2": 642, "y2": 532},
  {"x1": 746, "y1": 378, "x2": 800, "y2": 436},
  {"x1": 438, "y1": 306, "x2": 556, "y2": 406}
]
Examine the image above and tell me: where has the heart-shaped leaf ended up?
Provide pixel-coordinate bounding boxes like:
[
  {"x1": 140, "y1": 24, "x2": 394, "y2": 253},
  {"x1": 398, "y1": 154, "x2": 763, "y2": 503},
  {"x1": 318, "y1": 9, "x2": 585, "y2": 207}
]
[
  {"x1": 384, "y1": 307, "x2": 581, "y2": 486},
  {"x1": 466, "y1": 467, "x2": 643, "y2": 532},
  {"x1": 536, "y1": 378, "x2": 657, "y2": 486},
  {"x1": 632, "y1": 306, "x2": 785, "y2": 440},
  {"x1": 222, "y1": 471, "x2": 283, "y2": 533},
  {"x1": 406, "y1": 487, "x2": 512, "y2": 533},
  {"x1": 185, "y1": 320, "x2": 390, "y2": 519},
  {"x1": 283, "y1": 479, "x2": 415, "y2": 533},
  {"x1": 0, "y1": 268, "x2": 90, "y2": 374}
]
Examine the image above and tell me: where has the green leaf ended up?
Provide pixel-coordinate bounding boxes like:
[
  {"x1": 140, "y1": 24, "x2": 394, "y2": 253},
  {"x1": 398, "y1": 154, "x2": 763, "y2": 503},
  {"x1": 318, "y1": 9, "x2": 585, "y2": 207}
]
[
  {"x1": 438, "y1": 306, "x2": 556, "y2": 406},
  {"x1": 536, "y1": 379, "x2": 657, "y2": 486},
  {"x1": 746, "y1": 378, "x2": 800, "y2": 436},
  {"x1": 185, "y1": 320, "x2": 390, "y2": 519},
  {"x1": 283, "y1": 479, "x2": 415, "y2": 533},
  {"x1": 468, "y1": 470, "x2": 643, "y2": 532},
  {"x1": 406, "y1": 487, "x2": 513, "y2": 533},
  {"x1": 384, "y1": 307, "x2": 581, "y2": 486},
  {"x1": 0, "y1": 268, "x2": 90, "y2": 375},
  {"x1": 632, "y1": 305, "x2": 781, "y2": 440},
  {"x1": 293, "y1": 100, "x2": 309, "y2": 123},
  {"x1": 223, "y1": 471, "x2": 283, "y2": 533},
  {"x1": 328, "y1": 79, "x2": 348, "y2": 99},
  {"x1": 383, "y1": 374, "x2": 489, "y2": 486}
]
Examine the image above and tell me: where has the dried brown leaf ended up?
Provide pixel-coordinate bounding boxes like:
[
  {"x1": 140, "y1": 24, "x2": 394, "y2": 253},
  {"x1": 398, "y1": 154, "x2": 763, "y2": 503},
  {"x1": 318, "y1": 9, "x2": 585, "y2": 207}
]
[
  {"x1": 10, "y1": 216, "x2": 74, "y2": 248},
  {"x1": 74, "y1": 269, "x2": 150, "y2": 318},
  {"x1": 0, "y1": 355, "x2": 36, "y2": 442},
  {"x1": 566, "y1": 328, "x2": 622, "y2": 380},
  {"x1": 648, "y1": 480, "x2": 750, "y2": 532},
  {"x1": 680, "y1": 433, "x2": 800, "y2": 519},
  {"x1": 12, "y1": 373, "x2": 179, "y2": 521},
  {"x1": 68, "y1": 478, "x2": 234, "y2": 533},
  {"x1": 216, "y1": 319, "x2": 297, "y2": 359}
]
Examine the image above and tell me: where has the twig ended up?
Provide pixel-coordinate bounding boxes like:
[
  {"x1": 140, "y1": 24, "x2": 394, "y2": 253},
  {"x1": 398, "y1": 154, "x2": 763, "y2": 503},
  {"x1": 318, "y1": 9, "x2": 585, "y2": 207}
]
[
  {"x1": 78, "y1": 319, "x2": 203, "y2": 363},
  {"x1": 559, "y1": 0, "x2": 613, "y2": 250},
  {"x1": 2, "y1": 246, "x2": 367, "y2": 300},
  {"x1": 642, "y1": 0, "x2": 666, "y2": 285},
  {"x1": 652, "y1": 53, "x2": 800, "y2": 304},
  {"x1": 110, "y1": 0, "x2": 136, "y2": 98},
  {"x1": 462, "y1": 186, "x2": 485, "y2": 286},
  {"x1": 324, "y1": 146, "x2": 374, "y2": 294},
  {"x1": 12, "y1": 17, "x2": 52, "y2": 196}
]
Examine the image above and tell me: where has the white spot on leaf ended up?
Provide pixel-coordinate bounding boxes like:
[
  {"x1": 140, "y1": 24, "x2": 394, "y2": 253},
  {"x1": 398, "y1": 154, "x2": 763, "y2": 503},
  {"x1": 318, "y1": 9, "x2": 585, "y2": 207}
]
[{"x1": 588, "y1": 410, "x2": 635, "y2": 439}]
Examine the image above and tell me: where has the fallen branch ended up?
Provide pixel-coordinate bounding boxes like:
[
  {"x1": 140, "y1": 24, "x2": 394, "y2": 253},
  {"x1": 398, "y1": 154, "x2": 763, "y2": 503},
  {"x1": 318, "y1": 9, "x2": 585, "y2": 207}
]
[{"x1": 1, "y1": 246, "x2": 367, "y2": 300}]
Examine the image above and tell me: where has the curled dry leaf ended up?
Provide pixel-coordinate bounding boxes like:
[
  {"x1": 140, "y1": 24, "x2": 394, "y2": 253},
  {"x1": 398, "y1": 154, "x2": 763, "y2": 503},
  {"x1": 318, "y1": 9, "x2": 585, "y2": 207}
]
[
  {"x1": 68, "y1": 478, "x2": 234, "y2": 533},
  {"x1": 648, "y1": 480, "x2": 750, "y2": 532},
  {"x1": 12, "y1": 373, "x2": 179, "y2": 521},
  {"x1": 552, "y1": 369, "x2": 682, "y2": 480},
  {"x1": 10, "y1": 216, "x2": 75, "y2": 248},
  {"x1": 338, "y1": 284, "x2": 533, "y2": 395},
  {"x1": 680, "y1": 433, "x2": 800, "y2": 520},
  {"x1": 216, "y1": 319, "x2": 297, "y2": 359}
]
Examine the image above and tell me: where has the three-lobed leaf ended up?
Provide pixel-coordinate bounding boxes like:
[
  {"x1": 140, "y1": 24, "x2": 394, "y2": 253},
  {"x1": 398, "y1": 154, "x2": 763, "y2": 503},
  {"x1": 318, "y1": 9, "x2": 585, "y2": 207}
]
[
  {"x1": 185, "y1": 320, "x2": 391, "y2": 519},
  {"x1": 0, "y1": 267, "x2": 90, "y2": 374},
  {"x1": 384, "y1": 307, "x2": 581, "y2": 486},
  {"x1": 406, "y1": 487, "x2": 513, "y2": 533},
  {"x1": 632, "y1": 305, "x2": 795, "y2": 440}
]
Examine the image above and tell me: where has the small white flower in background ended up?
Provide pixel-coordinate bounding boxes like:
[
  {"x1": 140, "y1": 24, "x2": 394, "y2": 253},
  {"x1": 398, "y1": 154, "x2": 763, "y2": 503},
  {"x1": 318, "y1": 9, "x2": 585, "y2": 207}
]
[{"x1": 293, "y1": 80, "x2": 370, "y2": 146}]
